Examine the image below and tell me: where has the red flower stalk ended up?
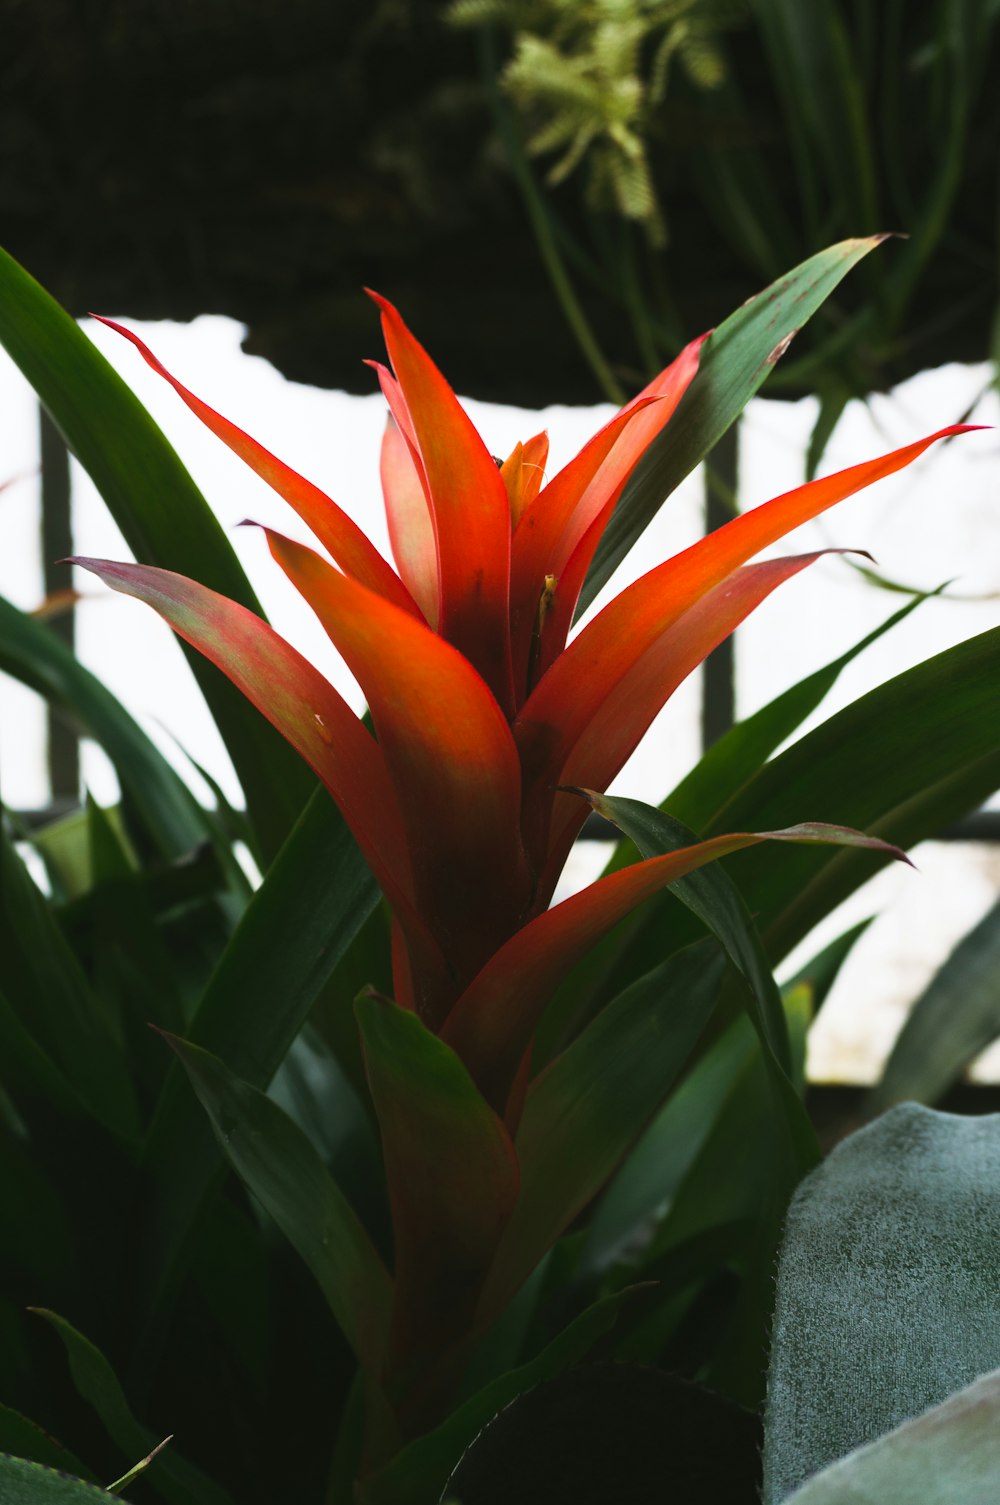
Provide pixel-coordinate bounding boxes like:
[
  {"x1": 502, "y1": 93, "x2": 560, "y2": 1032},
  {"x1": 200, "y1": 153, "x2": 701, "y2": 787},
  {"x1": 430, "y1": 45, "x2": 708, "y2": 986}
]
[{"x1": 76, "y1": 301, "x2": 969, "y2": 1122}]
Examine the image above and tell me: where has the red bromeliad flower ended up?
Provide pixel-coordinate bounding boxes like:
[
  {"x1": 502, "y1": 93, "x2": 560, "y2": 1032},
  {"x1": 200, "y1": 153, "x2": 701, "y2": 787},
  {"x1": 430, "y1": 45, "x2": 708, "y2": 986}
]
[{"x1": 76, "y1": 299, "x2": 966, "y2": 1131}]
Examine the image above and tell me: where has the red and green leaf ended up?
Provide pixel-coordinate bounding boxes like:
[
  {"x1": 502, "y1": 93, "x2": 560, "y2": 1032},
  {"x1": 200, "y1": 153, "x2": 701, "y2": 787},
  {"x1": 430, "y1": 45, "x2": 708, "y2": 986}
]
[
  {"x1": 355, "y1": 993, "x2": 520, "y2": 1412},
  {"x1": 441, "y1": 821, "x2": 907, "y2": 1118}
]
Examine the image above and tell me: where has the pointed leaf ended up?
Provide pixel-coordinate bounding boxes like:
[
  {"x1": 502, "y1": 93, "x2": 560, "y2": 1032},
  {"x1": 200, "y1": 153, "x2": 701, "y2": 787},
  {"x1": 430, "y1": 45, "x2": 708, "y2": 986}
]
[
  {"x1": 0, "y1": 245, "x2": 312, "y2": 860},
  {"x1": 70, "y1": 557, "x2": 414, "y2": 917},
  {"x1": 0, "y1": 593, "x2": 207, "y2": 860},
  {"x1": 262, "y1": 528, "x2": 529, "y2": 1005},
  {"x1": 523, "y1": 428, "x2": 972, "y2": 848},
  {"x1": 581, "y1": 236, "x2": 892, "y2": 609},
  {"x1": 92, "y1": 316, "x2": 418, "y2": 617},
  {"x1": 0, "y1": 828, "x2": 137, "y2": 1140},
  {"x1": 527, "y1": 550, "x2": 848, "y2": 881},
  {"x1": 31, "y1": 1311, "x2": 233, "y2": 1505},
  {"x1": 140, "y1": 787, "x2": 380, "y2": 1322},
  {"x1": 370, "y1": 292, "x2": 514, "y2": 708},
  {"x1": 442, "y1": 815, "x2": 904, "y2": 1117},
  {"x1": 872, "y1": 898, "x2": 1000, "y2": 1113},
  {"x1": 782, "y1": 1369, "x2": 1000, "y2": 1505},
  {"x1": 709, "y1": 626, "x2": 1000, "y2": 961},
  {"x1": 163, "y1": 1035, "x2": 392, "y2": 1372},
  {"x1": 762, "y1": 1105, "x2": 1000, "y2": 1502},
  {"x1": 479, "y1": 943, "x2": 725, "y2": 1321},
  {"x1": 355, "y1": 994, "x2": 520, "y2": 1395},
  {"x1": 661, "y1": 590, "x2": 935, "y2": 835}
]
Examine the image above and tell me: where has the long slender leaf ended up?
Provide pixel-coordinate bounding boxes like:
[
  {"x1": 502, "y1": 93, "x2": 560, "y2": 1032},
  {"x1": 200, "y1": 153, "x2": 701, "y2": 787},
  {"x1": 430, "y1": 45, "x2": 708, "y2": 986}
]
[
  {"x1": 139, "y1": 787, "x2": 380, "y2": 1318},
  {"x1": 0, "y1": 594, "x2": 204, "y2": 860},
  {"x1": 660, "y1": 590, "x2": 935, "y2": 836},
  {"x1": 0, "y1": 826, "x2": 137, "y2": 1140},
  {"x1": 574, "y1": 1010, "x2": 755, "y2": 1285},
  {"x1": 710, "y1": 629, "x2": 1000, "y2": 962},
  {"x1": 581, "y1": 236, "x2": 887, "y2": 610},
  {"x1": 0, "y1": 245, "x2": 313, "y2": 860},
  {"x1": 871, "y1": 897, "x2": 1000, "y2": 1112},
  {"x1": 480, "y1": 943, "x2": 725, "y2": 1322},
  {"x1": 782, "y1": 1368, "x2": 1000, "y2": 1505},
  {"x1": 762, "y1": 1104, "x2": 1000, "y2": 1502},
  {"x1": 164, "y1": 1035, "x2": 392, "y2": 1373},
  {"x1": 31, "y1": 1311, "x2": 234, "y2": 1505}
]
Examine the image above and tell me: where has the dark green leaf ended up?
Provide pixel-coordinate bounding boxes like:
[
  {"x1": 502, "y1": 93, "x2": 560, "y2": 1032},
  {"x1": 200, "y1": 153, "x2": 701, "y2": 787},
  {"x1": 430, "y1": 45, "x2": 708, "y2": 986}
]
[
  {"x1": 871, "y1": 897, "x2": 1000, "y2": 1112},
  {"x1": 581, "y1": 236, "x2": 887, "y2": 611},
  {"x1": 709, "y1": 627, "x2": 1000, "y2": 962},
  {"x1": 0, "y1": 246, "x2": 314, "y2": 860},
  {"x1": 781, "y1": 920, "x2": 873, "y2": 1016},
  {"x1": 0, "y1": 592, "x2": 204, "y2": 861},
  {"x1": 361, "y1": 1288, "x2": 640, "y2": 1505},
  {"x1": 482, "y1": 943, "x2": 724, "y2": 1320},
  {"x1": 164, "y1": 1035, "x2": 391, "y2": 1372},
  {"x1": 0, "y1": 826, "x2": 137, "y2": 1140},
  {"x1": 0, "y1": 1456, "x2": 114, "y2": 1505},
  {"x1": 574, "y1": 1008, "x2": 754, "y2": 1284},
  {"x1": 660, "y1": 591, "x2": 933, "y2": 837},
  {"x1": 32, "y1": 1311, "x2": 234, "y2": 1505},
  {"x1": 0, "y1": 1410, "x2": 91, "y2": 1481},
  {"x1": 140, "y1": 787, "x2": 379, "y2": 1319},
  {"x1": 762, "y1": 1105, "x2": 1000, "y2": 1501}
]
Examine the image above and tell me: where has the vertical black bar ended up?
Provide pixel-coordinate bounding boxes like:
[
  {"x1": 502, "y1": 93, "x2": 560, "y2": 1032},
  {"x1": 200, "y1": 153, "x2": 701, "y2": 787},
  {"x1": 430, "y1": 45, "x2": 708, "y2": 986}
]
[
  {"x1": 701, "y1": 420, "x2": 738, "y2": 751},
  {"x1": 39, "y1": 402, "x2": 79, "y2": 800}
]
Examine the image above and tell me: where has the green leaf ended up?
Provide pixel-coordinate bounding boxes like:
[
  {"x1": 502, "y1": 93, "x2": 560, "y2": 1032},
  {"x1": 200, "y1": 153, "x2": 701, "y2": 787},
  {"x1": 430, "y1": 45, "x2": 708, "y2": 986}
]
[
  {"x1": 360, "y1": 1287, "x2": 640, "y2": 1505},
  {"x1": 660, "y1": 591, "x2": 934, "y2": 836},
  {"x1": 696, "y1": 626, "x2": 1000, "y2": 963},
  {"x1": 0, "y1": 1456, "x2": 114, "y2": 1505},
  {"x1": 762, "y1": 1104, "x2": 1000, "y2": 1502},
  {"x1": 481, "y1": 943, "x2": 725, "y2": 1321},
  {"x1": 0, "y1": 1407, "x2": 92, "y2": 1480},
  {"x1": 574, "y1": 1007, "x2": 754, "y2": 1284},
  {"x1": 355, "y1": 993, "x2": 520, "y2": 1392},
  {"x1": 588, "y1": 794, "x2": 796, "y2": 1074},
  {"x1": 871, "y1": 899, "x2": 1000, "y2": 1113},
  {"x1": 781, "y1": 1368, "x2": 1000, "y2": 1505},
  {"x1": 140, "y1": 787, "x2": 379, "y2": 1319},
  {"x1": 0, "y1": 826, "x2": 138, "y2": 1140},
  {"x1": 781, "y1": 919, "x2": 872, "y2": 1016},
  {"x1": 163, "y1": 1035, "x2": 391, "y2": 1372},
  {"x1": 0, "y1": 245, "x2": 314, "y2": 861},
  {"x1": 581, "y1": 236, "x2": 888, "y2": 611},
  {"x1": 0, "y1": 592, "x2": 204, "y2": 861},
  {"x1": 31, "y1": 1310, "x2": 234, "y2": 1505}
]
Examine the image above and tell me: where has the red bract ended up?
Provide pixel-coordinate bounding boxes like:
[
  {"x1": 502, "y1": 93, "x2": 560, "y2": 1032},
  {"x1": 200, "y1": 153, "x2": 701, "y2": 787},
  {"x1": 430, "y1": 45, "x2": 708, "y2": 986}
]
[{"x1": 78, "y1": 303, "x2": 970, "y2": 1093}]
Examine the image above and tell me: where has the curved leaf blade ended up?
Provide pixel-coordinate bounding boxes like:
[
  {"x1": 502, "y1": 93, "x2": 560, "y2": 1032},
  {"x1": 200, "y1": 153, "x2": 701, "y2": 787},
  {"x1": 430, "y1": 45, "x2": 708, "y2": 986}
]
[
  {"x1": 31, "y1": 1311, "x2": 233, "y2": 1505},
  {"x1": 163, "y1": 1035, "x2": 392, "y2": 1373},
  {"x1": 581, "y1": 236, "x2": 892, "y2": 609},
  {"x1": 0, "y1": 1457, "x2": 112, "y2": 1504},
  {"x1": 0, "y1": 245, "x2": 313, "y2": 859}
]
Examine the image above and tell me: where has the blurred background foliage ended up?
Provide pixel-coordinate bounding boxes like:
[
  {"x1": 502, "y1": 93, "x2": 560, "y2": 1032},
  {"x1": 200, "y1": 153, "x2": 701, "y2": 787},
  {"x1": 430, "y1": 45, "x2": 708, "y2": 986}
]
[{"x1": 1, "y1": 0, "x2": 998, "y2": 413}]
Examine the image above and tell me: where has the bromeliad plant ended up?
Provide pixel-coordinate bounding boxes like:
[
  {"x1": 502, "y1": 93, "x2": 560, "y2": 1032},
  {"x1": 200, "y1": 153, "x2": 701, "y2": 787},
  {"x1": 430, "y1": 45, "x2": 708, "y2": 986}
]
[
  {"x1": 72, "y1": 295, "x2": 965, "y2": 1436},
  {"x1": 1, "y1": 236, "x2": 998, "y2": 1504}
]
